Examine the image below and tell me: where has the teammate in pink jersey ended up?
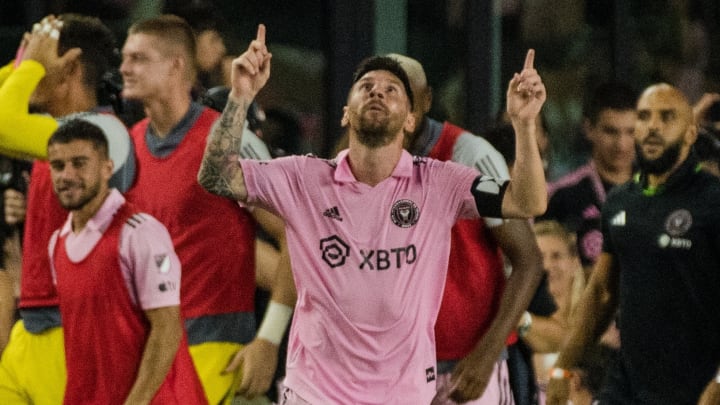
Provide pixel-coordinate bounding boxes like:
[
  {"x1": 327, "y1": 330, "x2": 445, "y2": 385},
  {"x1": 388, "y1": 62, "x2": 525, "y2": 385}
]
[
  {"x1": 198, "y1": 24, "x2": 547, "y2": 404},
  {"x1": 47, "y1": 118, "x2": 207, "y2": 404}
]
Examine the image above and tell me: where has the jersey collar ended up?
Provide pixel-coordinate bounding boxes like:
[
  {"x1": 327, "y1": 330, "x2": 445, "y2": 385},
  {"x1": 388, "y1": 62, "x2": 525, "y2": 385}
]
[
  {"x1": 635, "y1": 153, "x2": 701, "y2": 196},
  {"x1": 60, "y1": 189, "x2": 125, "y2": 237},
  {"x1": 333, "y1": 148, "x2": 414, "y2": 183}
]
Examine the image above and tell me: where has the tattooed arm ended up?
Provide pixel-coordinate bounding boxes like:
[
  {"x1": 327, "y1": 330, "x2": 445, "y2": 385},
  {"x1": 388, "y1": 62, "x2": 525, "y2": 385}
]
[{"x1": 198, "y1": 24, "x2": 272, "y2": 202}]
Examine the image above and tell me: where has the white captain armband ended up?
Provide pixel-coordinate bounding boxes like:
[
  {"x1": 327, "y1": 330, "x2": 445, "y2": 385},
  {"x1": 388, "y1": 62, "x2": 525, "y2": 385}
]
[
  {"x1": 471, "y1": 175, "x2": 508, "y2": 218},
  {"x1": 256, "y1": 301, "x2": 293, "y2": 345}
]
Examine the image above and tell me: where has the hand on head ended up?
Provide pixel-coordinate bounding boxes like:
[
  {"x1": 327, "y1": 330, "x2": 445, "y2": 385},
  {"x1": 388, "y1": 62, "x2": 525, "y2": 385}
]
[{"x1": 20, "y1": 15, "x2": 82, "y2": 75}]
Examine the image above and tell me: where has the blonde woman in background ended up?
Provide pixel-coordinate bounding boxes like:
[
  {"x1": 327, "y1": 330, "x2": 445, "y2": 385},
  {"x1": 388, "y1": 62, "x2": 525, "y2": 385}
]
[{"x1": 532, "y1": 220, "x2": 587, "y2": 402}]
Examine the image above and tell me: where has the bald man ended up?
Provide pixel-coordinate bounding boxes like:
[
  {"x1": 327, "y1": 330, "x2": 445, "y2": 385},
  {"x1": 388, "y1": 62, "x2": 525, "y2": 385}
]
[
  {"x1": 547, "y1": 84, "x2": 720, "y2": 405},
  {"x1": 386, "y1": 54, "x2": 545, "y2": 404}
]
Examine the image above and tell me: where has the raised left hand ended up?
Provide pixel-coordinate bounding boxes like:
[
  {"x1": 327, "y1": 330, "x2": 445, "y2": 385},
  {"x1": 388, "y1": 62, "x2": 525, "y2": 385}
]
[{"x1": 506, "y1": 49, "x2": 546, "y2": 128}]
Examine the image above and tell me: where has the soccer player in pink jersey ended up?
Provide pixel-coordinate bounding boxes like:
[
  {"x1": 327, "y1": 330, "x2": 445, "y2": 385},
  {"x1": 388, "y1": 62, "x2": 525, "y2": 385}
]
[
  {"x1": 198, "y1": 24, "x2": 547, "y2": 404},
  {"x1": 388, "y1": 53, "x2": 545, "y2": 405}
]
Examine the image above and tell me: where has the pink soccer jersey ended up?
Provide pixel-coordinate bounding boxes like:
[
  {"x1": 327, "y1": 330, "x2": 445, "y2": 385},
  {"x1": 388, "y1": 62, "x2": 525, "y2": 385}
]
[
  {"x1": 241, "y1": 149, "x2": 499, "y2": 404},
  {"x1": 49, "y1": 189, "x2": 181, "y2": 311}
]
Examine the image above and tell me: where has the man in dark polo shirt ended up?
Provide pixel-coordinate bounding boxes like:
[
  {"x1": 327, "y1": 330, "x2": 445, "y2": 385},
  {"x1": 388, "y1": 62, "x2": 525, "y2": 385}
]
[{"x1": 547, "y1": 83, "x2": 720, "y2": 405}]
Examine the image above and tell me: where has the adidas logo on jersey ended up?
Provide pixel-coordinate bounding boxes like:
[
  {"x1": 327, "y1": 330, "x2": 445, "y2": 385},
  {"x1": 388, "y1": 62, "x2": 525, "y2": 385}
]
[
  {"x1": 610, "y1": 210, "x2": 626, "y2": 226},
  {"x1": 323, "y1": 206, "x2": 343, "y2": 221}
]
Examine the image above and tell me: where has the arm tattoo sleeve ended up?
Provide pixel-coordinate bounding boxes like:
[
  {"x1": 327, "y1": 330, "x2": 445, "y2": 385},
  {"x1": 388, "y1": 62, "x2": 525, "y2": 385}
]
[{"x1": 198, "y1": 99, "x2": 250, "y2": 200}]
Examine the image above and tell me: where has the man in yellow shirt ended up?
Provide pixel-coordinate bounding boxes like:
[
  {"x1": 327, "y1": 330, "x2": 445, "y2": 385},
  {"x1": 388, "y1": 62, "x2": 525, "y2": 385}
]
[{"x1": 0, "y1": 14, "x2": 134, "y2": 404}]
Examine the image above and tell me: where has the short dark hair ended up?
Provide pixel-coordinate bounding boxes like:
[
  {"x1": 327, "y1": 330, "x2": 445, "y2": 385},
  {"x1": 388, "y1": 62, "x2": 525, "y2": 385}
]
[
  {"x1": 48, "y1": 119, "x2": 109, "y2": 159},
  {"x1": 58, "y1": 13, "x2": 118, "y2": 96},
  {"x1": 584, "y1": 81, "x2": 638, "y2": 125},
  {"x1": 352, "y1": 56, "x2": 414, "y2": 108}
]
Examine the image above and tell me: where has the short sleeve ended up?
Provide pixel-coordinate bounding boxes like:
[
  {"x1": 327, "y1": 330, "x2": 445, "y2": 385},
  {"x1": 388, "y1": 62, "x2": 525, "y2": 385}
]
[
  {"x1": 240, "y1": 155, "x2": 305, "y2": 217},
  {"x1": 120, "y1": 213, "x2": 182, "y2": 310}
]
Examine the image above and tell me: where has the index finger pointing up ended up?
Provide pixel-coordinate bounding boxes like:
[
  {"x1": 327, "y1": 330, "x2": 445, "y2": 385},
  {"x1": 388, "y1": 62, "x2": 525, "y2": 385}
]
[
  {"x1": 523, "y1": 49, "x2": 535, "y2": 70},
  {"x1": 256, "y1": 24, "x2": 266, "y2": 44}
]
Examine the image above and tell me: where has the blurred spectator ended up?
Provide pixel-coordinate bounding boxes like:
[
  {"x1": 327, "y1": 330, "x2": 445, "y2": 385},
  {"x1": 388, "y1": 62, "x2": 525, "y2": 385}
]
[
  {"x1": 538, "y1": 82, "x2": 637, "y2": 269},
  {"x1": 260, "y1": 107, "x2": 302, "y2": 158},
  {"x1": 496, "y1": 110, "x2": 554, "y2": 180},
  {"x1": 692, "y1": 92, "x2": 720, "y2": 177},
  {"x1": 0, "y1": 156, "x2": 29, "y2": 352},
  {"x1": 170, "y1": 0, "x2": 234, "y2": 93},
  {"x1": 695, "y1": 128, "x2": 720, "y2": 177},
  {"x1": 482, "y1": 123, "x2": 562, "y2": 405},
  {"x1": 566, "y1": 344, "x2": 614, "y2": 405},
  {"x1": 531, "y1": 220, "x2": 587, "y2": 399}
]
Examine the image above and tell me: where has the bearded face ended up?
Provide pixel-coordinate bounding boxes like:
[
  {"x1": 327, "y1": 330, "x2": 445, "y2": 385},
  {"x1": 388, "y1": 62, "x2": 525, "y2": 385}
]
[
  {"x1": 636, "y1": 134, "x2": 683, "y2": 175},
  {"x1": 354, "y1": 100, "x2": 405, "y2": 148},
  {"x1": 49, "y1": 140, "x2": 110, "y2": 212},
  {"x1": 634, "y1": 84, "x2": 696, "y2": 178},
  {"x1": 343, "y1": 70, "x2": 413, "y2": 149}
]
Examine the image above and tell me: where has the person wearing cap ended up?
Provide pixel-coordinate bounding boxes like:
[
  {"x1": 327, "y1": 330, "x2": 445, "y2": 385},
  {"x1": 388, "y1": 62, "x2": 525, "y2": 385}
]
[
  {"x1": 198, "y1": 24, "x2": 547, "y2": 404},
  {"x1": 47, "y1": 118, "x2": 207, "y2": 404},
  {"x1": 0, "y1": 14, "x2": 135, "y2": 405}
]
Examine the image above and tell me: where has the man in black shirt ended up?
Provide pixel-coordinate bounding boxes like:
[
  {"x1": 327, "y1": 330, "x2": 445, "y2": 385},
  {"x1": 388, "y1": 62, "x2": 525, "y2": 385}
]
[{"x1": 547, "y1": 83, "x2": 720, "y2": 405}]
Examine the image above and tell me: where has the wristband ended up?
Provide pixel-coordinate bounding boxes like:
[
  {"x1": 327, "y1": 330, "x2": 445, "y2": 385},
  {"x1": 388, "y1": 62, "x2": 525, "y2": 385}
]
[
  {"x1": 256, "y1": 301, "x2": 293, "y2": 345},
  {"x1": 715, "y1": 370, "x2": 720, "y2": 384},
  {"x1": 549, "y1": 367, "x2": 571, "y2": 380}
]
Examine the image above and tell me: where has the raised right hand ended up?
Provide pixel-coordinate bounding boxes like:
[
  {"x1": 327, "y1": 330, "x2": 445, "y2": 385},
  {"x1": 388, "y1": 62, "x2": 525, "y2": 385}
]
[{"x1": 229, "y1": 24, "x2": 272, "y2": 106}]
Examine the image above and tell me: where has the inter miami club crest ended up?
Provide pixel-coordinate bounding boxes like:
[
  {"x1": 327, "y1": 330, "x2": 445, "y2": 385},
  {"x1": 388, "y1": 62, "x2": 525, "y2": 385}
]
[
  {"x1": 664, "y1": 209, "x2": 692, "y2": 237},
  {"x1": 391, "y1": 199, "x2": 419, "y2": 228}
]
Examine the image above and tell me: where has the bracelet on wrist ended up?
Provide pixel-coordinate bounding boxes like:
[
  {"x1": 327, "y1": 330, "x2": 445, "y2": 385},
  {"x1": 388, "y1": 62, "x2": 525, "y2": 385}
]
[{"x1": 549, "y1": 367, "x2": 571, "y2": 380}]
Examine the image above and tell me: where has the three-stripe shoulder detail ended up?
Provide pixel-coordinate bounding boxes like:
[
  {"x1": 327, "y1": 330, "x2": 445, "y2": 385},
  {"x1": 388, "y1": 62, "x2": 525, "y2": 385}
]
[{"x1": 125, "y1": 212, "x2": 149, "y2": 228}]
